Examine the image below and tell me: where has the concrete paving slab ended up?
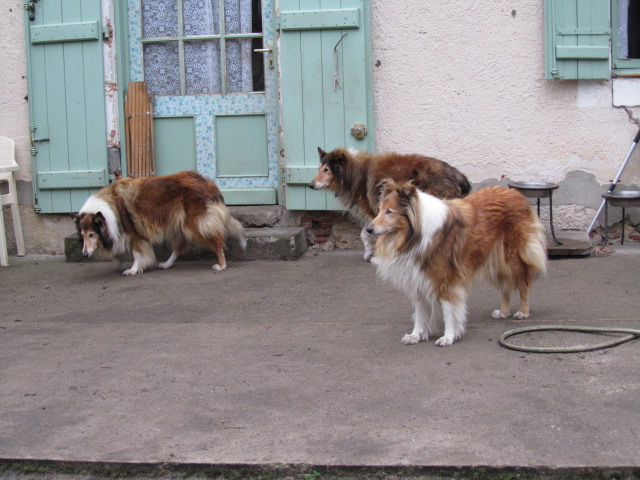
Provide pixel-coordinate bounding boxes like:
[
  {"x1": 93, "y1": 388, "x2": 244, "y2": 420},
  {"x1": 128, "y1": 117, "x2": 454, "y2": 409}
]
[{"x1": 0, "y1": 249, "x2": 639, "y2": 476}]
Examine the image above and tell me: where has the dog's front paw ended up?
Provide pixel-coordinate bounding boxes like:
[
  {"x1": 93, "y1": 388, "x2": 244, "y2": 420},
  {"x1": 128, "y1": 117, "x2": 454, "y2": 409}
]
[
  {"x1": 491, "y1": 309, "x2": 508, "y2": 319},
  {"x1": 212, "y1": 264, "x2": 226, "y2": 272},
  {"x1": 513, "y1": 310, "x2": 530, "y2": 320},
  {"x1": 435, "y1": 335, "x2": 455, "y2": 347},
  {"x1": 363, "y1": 251, "x2": 373, "y2": 262},
  {"x1": 401, "y1": 333, "x2": 424, "y2": 345},
  {"x1": 122, "y1": 268, "x2": 142, "y2": 276}
]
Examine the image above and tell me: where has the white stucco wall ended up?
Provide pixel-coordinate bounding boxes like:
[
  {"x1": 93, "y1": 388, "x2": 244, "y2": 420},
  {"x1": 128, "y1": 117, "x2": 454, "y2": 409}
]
[
  {"x1": 370, "y1": 0, "x2": 640, "y2": 216},
  {"x1": 0, "y1": 1, "x2": 31, "y2": 183}
]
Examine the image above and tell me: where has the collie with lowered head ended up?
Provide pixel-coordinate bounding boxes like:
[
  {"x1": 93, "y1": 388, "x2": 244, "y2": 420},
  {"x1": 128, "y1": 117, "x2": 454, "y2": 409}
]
[
  {"x1": 73, "y1": 171, "x2": 246, "y2": 275},
  {"x1": 309, "y1": 147, "x2": 471, "y2": 261},
  {"x1": 367, "y1": 181, "x2": 547, "y2": 347}
]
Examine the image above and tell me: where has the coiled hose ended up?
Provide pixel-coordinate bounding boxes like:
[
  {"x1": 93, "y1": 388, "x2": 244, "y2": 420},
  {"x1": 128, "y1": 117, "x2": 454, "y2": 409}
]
[{"x1": 499, "y1": 325, "x2": 640, "y2": 353}]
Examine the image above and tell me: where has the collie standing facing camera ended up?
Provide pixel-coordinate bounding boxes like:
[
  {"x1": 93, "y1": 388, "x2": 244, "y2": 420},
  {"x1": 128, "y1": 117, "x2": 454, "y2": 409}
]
[
  {"x1": 367, "y1": 181, "x2": 547, "y2": 347},
  {"x1": 72, "y1": 171, "x2": 246, "y2": 275}
]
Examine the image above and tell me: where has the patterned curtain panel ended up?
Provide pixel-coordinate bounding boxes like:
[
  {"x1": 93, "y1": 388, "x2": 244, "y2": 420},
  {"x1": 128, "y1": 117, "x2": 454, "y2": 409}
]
[
  {"x1": 141, "y1": 0, "x2": 254, "y2": 95},
  {"x1": 618, "y1": 0, "x2": 630, "y2": 59},
  {"x1": 224, "y1": 0, "x2": 253, "y2": 93}
]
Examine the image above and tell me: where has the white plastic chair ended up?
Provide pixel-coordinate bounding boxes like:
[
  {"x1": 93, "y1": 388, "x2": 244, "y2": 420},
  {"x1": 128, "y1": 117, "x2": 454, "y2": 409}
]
[{"x1": 0, "y1": 137, "x2": 25, "y2": 265}]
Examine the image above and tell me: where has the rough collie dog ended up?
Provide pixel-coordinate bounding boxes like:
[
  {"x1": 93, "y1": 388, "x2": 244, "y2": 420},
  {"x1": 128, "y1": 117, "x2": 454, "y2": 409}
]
[
  {"x1": 367, "y1": 181, "x2": 547, "y2": 347},
  {"x1": 309, "y1": 147, "x2": 471, "y2": 261},
  {"x1": 72, "y1": 171, "x2": 246, "y2": 275}
]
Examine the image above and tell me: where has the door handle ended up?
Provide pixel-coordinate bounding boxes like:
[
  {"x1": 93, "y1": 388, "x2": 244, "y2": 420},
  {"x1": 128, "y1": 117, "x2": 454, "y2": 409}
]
[{"x1": 254, "y1": 40, "x2": 274, "y2": 69}]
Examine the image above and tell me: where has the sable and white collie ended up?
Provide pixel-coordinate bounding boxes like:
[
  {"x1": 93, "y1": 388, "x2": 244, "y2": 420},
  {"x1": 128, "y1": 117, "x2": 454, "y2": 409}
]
[
  {"x1": 309, "y1": 147, "x2": 471, "y2": 261},
  {"x1": 72, "y1": 171, "x2": 246, "y2": 275},
  {"x1": 367, "y1": 181, "x2": 547, "y2": 347}
]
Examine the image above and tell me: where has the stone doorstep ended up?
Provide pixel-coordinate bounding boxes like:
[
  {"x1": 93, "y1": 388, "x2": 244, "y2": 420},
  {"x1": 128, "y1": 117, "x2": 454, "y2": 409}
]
[
  {"x1": 546, "y1": 237, "x2": 592, "y2": 257},
  {"x1": 64, "y1": 227, "x2": 307, "y2": 263}
]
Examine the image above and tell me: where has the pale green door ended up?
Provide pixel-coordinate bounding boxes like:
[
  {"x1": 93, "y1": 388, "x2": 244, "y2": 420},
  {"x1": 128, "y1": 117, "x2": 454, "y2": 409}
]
[
  {"x1": 25, "y1": 0, "x2": 108, "y2": 213},
  {"x1": 127, "y1": 0, "x2": 278, "y2": 205},
  {"x1": 280, "y1": 0, "x2": 374, "y2": 210}
]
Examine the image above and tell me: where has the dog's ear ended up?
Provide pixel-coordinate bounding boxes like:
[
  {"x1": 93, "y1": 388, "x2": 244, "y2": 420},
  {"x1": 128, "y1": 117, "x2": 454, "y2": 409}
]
[
  {"x1": 317, "y1": 146, "x2": 327, "y2": 159},
  {"x1": 327, "y1": 151, "x2": 347, "y2": 181},
  {"x1": 378, "y1": 178, "x2": 395, "y2": 196},
  {"x1": 93, "y1": 212, "x2": 113, "y2": 250},
  {"x1": 397, "y1": 182, "x2": 417, "y2": 204},
  {"x1": 71, "y1": 212, "x2": 81, "y2": 225}
]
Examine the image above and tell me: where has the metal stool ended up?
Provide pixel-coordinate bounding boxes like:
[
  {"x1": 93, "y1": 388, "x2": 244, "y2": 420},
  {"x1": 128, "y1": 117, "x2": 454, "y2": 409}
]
[
  {"x1": 509, "y1": 181, "x2": 563, "y2": 245},
  {"x1": 601, "y1": 190, "x2": 640, "y2": 245}
]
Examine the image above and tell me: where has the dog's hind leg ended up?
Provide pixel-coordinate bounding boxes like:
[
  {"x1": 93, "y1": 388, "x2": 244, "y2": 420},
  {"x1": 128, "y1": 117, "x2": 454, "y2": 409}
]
[
  {"x1": 212, "y1": 238, "x2": 226, "y2": 271},
  {"x1": 401, "y1": 299, "x2": 431, "y2": 345},
  {"x1": 361, "y1": 227, "x2": 375, "y2": 261},
  {"x1": 491, "y1": 287, "x2": 511, "y2": 319},
  {"x1": 435, "y1": 297, "x2": 467, "y2": 347},
  {"x1": 159, "y1": 239, "x2": 188, "y2": 270},
  {"x1": 513, "y1": 284, "x2": 530, "y2": 319}
]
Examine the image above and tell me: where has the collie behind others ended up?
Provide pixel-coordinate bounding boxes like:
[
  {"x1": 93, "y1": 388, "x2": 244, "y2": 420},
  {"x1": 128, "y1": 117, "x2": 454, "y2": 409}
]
[
  {"x1": 367, "y1": 180, "x2": 547, "y2": 347},
  {"x1": 73, "y1": 171, "x2": 246, "y2": 275},
  {"x1": 309, "y1": 147, "x2": 471, "y2": 261}
]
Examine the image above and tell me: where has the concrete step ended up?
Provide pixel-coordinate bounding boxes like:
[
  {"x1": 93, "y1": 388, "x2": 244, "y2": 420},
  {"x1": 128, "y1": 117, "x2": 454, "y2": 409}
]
[{"x1": 64, "y1": 227, "x2": 307, "y2": 263}]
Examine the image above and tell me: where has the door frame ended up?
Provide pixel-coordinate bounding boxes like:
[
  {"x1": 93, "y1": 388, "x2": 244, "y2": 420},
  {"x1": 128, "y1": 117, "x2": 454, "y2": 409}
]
[{"x1": 113, "y1": 0, "x2": 280, "y2": 205}]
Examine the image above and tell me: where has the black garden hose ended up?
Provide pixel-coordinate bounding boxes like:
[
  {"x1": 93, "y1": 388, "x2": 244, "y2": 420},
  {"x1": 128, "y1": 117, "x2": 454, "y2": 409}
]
[{"x1": 499, "y1": 325, "x2": 640, "y2": 353}]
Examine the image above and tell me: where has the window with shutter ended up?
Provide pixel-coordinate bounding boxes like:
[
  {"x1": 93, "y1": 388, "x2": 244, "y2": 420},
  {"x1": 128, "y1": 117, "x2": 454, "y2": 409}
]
[
  {"x1": 544, "y1": 0, "x2": 610, "y2": 80},
  {"x1": 612, "y1": 0, "x2": 640, "y2": 72}
]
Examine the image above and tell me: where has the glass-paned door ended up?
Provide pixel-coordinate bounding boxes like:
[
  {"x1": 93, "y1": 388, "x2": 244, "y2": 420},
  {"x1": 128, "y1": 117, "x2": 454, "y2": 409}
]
[{"x1": 128, "y1": 0, "x2": 278, "y2": 205}]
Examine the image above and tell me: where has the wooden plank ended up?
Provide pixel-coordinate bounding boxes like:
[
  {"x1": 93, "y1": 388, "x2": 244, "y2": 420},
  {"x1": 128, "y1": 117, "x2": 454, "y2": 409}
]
[
  {"x1": 43, "y1": 0, "x2": 71, "y2": 212},
  {"x1": 341, "y1": 0, "x2": 368, "y2": 151},
  {"x1": 556, "y1": 45, "x2": 609, "y2": 59},
  {"x1": 63, "y1": 0, "x2": 92, "y2": 210},
  {"x1": 125, "y1": 82, "x2": 155, "y2": 177},
  {"x1": 320, "y1": 0, "x2": 346, "y2": 151},
  {"x1": 30, "y1": 21, "x2": 100, "y2": 43},
  {"x1": 29, "y1": 0, "x2": 52, "y2": 211},
  {"x1": 300, "y1": 0, "x2": 327, "y2": 210},
  {"x1": 37, "y1": 170, "x2": 107, "y2": 189},
  {"x1": 280, "y1": 8, "x2": 359, "y2": 30},
  {"x1": 280, "y1": 0, "x2": 307, "y2": 209},
  {"x1": 286, "y1": 166, "x2": 319, "y2": 184}
]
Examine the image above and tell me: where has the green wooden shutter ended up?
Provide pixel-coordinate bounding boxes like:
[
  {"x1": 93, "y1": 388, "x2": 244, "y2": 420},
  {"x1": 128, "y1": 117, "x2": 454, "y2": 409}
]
[
  {"x1": 544, "y1": 0, "x2": 611, "y2": 80},
  {"x1": 26, "y1": 0, "x2": 108, "y2": 213},
  {"x1": 280, "y1": 0, "x2": 374, "y2": 210}
]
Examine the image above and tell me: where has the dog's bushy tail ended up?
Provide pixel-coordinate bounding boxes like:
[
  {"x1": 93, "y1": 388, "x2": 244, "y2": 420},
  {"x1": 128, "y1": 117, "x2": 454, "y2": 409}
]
[
  {"x1": 226, "y1": 215, "x2": 247, "y2": 250},
  {"x1": 521, "y1": 214, "x2": 547, "y2": 278}
]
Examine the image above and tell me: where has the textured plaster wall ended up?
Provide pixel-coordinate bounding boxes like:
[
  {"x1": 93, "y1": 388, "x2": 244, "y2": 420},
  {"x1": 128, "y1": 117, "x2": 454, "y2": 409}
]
[
  {"x1": 0, "y1": 1, "x2": 31, "y2": 183},
  {"x1": 370, "y1": 0, "x2": 640, "y2": 228}
]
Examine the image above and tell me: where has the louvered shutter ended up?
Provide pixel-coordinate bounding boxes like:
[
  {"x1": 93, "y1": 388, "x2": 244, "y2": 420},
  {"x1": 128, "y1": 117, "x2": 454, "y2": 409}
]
[{"x1": 544, "y1": 0, "x2": 611, "y2": 80}]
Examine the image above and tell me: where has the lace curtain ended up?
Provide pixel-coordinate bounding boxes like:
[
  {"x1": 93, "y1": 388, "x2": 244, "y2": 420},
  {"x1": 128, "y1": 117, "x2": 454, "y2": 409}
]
[
  {"x1": 141, "y1": 0, "x2": 254, "y2": 95},
  {"x1": 618, "y1": 0, "x2": 630, "y2": 59}
]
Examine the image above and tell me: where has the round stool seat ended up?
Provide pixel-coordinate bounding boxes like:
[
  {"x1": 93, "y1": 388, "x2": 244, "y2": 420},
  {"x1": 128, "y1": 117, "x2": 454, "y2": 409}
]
[
  {"x1": 602, "y1": 190, "x2": 640, "y2": 207},
  {"x1": 508, "y1": 181, "x2": 562, "y2": 245},
  {"x1": 600, "y1": 191, "x2": 640, "y2": 245},
  {"x1": 508, "y1": 181, "x2": 559, "y2": 198}
]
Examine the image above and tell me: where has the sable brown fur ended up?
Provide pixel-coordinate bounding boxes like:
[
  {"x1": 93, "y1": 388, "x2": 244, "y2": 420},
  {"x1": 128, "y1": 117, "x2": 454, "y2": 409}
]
[
  {"x1": 73, "y1": 171, "x2": 246, "y2": 275},
  {"x1": 309, "y1": 147, "x2": 471, "y2": 260},
  {"x1": 368, "y1": 181, "x2": 547, "y2": 347}
]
